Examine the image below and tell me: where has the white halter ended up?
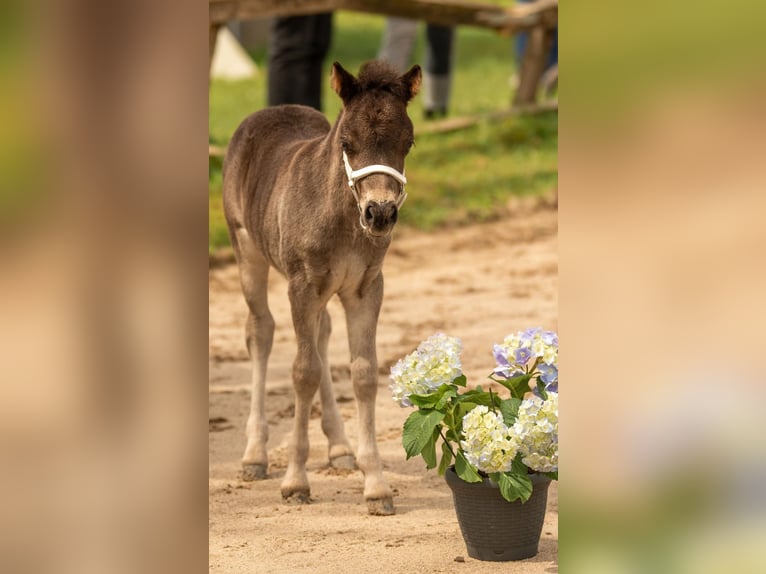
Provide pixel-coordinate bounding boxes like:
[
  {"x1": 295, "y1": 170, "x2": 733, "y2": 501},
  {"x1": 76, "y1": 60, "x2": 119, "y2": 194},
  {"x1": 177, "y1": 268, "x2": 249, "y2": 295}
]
[{"x1": 342, "y1": 151, "x2": 408, "y2": 230}]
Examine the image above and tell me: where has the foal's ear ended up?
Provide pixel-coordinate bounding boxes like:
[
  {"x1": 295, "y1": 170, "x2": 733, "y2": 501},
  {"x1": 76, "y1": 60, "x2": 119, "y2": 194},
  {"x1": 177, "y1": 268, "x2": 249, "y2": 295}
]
[
  {"x1": 331, "y1": 62, "x2": 359, "y2": 104},
  {"x1": 399, "y1": 65, "x2": 422, "y2": 102}
]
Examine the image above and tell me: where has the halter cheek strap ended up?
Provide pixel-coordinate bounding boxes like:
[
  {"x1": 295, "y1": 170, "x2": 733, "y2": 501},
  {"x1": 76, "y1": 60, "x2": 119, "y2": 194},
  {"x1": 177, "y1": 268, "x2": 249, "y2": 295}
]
[{"x1": 342, "y1": 151, "x2": 409, "y2": 221}]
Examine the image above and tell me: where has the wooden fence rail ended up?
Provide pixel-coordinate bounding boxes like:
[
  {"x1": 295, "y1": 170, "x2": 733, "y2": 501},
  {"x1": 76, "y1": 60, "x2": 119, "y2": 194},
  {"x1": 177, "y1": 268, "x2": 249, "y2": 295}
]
[
  {"x1": 210, "y1": 0, "x2": 557, "y2": 33},
  {"x1": 209, "y1": 0, "x2": 557, "y2": 123}
]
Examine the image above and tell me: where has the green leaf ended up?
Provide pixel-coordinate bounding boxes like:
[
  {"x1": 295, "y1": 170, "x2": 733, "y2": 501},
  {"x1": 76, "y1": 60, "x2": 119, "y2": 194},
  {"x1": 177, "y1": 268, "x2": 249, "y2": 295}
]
[
  {"x1": 402, "y1": 410, "x2": 445, "y2": 459},
  {"x1": 455, "y1": 388, "x2": 495, "y2": 407},
  {"x1": 435, "y1": 389, "x2": 457, "y2": 410},
  {"x1": 511, "y1": 453, "x2": 528, "y2": 475},
  {"x1": 496, "y1": 471, "x2": 533, "y2": 503},
  {"x1": 407, "y1": 393, "x2": 437, "y2": 409},
  {"x1": 535, "y1": 377, "x2": 548, "y2": 400},
  {"x1": 544, "y1": 470, "x2": 558, "y2": 481},
  {"x1": 456, "y1": 401, "x2": 477, "y2": 417},
  {"x1": 452, "y1": 374, "x2": 467, "y2": 387},
  {"x1": 454, "y1": 451, "x2": 482, "y2": 483},
  {"x1": 437, "y1": 441, "x2": 453, "y2": 476},
  {"x1": 499, "y1": 398, "x2": 521, "y2": 426},
  {"x1": 421, "y1": 428, "x2": 439, "y2": 469},
  {"x1": 408, "y1": 383, "x2": 451, "y2": 409},
  {"x1": 496, "y1": 373, "x2": 533, "y2": 399}
]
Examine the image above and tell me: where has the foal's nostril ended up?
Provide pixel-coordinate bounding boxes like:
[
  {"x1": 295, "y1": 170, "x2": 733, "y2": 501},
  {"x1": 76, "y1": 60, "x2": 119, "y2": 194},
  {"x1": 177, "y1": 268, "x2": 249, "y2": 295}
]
[{"x1": 364, "y1": 201, "x2": 398, "y2": 230}]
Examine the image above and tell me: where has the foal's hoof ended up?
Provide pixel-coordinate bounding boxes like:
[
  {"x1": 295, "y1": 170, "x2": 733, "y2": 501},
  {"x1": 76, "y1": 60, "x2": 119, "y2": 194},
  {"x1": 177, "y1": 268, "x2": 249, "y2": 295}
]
[
  {"x1": 282, "y1": 489, "x2": 312, "y2": 505},
  {"x1": 241, "y1": 463, "x2": 268, "y2": 481},
  {"x1": 330, "y1": 454, "x2": 357, "y2": 471},
  {"x1": 366, "y1": 497, "x2": 395, "y2": 516}
]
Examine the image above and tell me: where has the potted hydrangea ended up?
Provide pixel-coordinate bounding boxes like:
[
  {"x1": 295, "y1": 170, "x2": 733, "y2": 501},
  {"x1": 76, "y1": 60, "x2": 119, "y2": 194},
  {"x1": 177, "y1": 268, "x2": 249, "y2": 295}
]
[{"x1": 389, "y1": 328, "x2": 558, "y2": 561}]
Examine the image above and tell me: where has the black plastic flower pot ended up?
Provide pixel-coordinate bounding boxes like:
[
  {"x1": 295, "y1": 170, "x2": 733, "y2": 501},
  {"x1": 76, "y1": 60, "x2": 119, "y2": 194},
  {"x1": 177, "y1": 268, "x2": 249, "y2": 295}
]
[{"x1": 444, "y1": 466, "x2": 551, "y2": 561}]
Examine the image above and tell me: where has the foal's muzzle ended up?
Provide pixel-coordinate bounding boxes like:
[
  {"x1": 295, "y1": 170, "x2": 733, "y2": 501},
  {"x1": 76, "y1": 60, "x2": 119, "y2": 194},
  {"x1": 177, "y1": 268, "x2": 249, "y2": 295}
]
[
  {"x1": 363, "y1": 200, "x2": 398, "y2": 234},
  {"x1": 342, "y1": 151, "x2": 407, "y2": 235}
]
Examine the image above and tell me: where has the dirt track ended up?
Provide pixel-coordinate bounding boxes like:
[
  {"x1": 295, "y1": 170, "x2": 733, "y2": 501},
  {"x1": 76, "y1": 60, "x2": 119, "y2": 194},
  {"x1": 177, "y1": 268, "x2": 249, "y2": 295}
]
[{"x1": 209, "y1": 199, "x2": 558, "y2": 573}]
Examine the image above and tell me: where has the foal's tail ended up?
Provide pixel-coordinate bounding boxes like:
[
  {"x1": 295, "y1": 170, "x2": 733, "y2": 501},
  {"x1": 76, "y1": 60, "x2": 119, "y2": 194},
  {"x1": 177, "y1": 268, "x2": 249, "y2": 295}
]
[{"x1": 221, "y1": 119, "x2": 253, "y2": 252}]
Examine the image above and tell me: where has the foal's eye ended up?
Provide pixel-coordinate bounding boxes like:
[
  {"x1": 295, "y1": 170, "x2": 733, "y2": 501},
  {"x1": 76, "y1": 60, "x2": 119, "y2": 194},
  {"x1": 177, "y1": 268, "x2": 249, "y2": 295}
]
[
  {"x1": 340, "y1": 139, "x2": 351, "y2": 153},
  {"x1": 406, "y1": 139, "x2": 415, "y2": 152}
]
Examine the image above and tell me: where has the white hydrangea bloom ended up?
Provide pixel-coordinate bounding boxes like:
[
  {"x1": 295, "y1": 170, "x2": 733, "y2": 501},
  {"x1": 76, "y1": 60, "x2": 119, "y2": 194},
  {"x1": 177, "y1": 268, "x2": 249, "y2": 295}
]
[
  {"x1": 500, "y1": 328, "x2": 558, "y2": 366},
  {"x1": 512, "y1": 392, "x2": 558, "y2": 472},
  {"x1": 459, "y1": 406, "x2": 518, "y2": 474},
  {"x1": 541, "y1": 343, "x2": 558, "y2": 366},
  {"x1": 389, "y1": 333, "x2": 462, "y2": 407}
]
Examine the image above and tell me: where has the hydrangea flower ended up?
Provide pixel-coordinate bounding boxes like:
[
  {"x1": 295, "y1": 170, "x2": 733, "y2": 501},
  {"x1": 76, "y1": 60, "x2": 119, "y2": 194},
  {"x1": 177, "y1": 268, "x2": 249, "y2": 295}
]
[
  {"x1": 460, "y1": 406, "x2": 518, "y2": 474},
  {"x1": 537, "y1": 363, "x2": 558, "y2": 392},
  {"x1": 492, "y1": 327, "x2": 558, "y2": 391},
  {"x1": 391, "y1": 329, "x2": 559, "y2": 503},
  {"x1": 389, "y1": 333, "x2": 462, "y2": 407},
  {"x1": 512, "y1": 392, "x2": 558, "y2": 472}
]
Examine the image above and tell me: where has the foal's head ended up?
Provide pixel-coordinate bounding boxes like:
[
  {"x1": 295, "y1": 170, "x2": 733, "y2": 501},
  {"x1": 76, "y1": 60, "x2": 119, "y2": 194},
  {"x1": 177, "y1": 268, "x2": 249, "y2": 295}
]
[{"x1": 331, "y1": 61, "x2": 421, "y2": 237}]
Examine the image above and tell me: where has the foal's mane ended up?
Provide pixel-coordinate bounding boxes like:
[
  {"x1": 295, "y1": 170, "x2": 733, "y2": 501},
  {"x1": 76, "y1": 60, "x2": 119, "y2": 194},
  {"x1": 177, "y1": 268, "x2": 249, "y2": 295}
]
[{"x1": 350, "y1": 61, "x2": 411, "y2": 102}]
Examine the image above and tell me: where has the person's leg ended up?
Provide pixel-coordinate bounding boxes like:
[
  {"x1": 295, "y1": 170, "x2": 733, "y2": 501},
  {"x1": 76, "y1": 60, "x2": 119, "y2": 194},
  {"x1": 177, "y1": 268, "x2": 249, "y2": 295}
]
[
  {"x1": 268, "y1": 13, "x2": 332, "y2": 110},
  {"x1": 547, "y1": 27, "x2": 558, "y2": 70},
  {"x1": 424, "y1": 24, "x2": 454, "y2": 118},
  {"x1": 377, "y1": 17, "x2": 418, "y2": 72}
]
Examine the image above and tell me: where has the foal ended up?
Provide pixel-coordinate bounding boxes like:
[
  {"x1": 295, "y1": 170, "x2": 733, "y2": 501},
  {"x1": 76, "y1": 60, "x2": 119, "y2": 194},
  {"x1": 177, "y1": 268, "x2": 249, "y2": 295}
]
[{"x1": 223, "y1": 61, "x2": 421, "y2": 515}]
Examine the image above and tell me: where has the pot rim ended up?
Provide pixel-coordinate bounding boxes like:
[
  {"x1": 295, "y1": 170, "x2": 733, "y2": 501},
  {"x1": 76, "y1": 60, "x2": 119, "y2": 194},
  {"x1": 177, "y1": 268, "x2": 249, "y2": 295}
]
[{"x1": 445, "y1": 465, "x2": 552, "y2": 490}]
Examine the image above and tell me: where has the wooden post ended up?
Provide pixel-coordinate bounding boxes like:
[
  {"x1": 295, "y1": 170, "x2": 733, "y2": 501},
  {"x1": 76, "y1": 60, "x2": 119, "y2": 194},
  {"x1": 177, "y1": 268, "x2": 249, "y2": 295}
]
[{"x1": 512, "y1": 24, "x2": 555, "y2": 107}]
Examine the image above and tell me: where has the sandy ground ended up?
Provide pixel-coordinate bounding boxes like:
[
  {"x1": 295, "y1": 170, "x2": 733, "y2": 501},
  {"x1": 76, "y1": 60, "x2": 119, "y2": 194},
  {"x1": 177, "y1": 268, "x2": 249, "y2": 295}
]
[{"x1": 209, "y1": 199, "x2": 558, "y2": 573}]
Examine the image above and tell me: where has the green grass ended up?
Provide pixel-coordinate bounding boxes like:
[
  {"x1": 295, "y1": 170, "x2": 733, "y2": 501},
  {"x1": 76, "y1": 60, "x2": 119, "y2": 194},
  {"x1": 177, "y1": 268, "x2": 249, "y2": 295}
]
[
  {"x1": 209, "y1": 11, "x2": 557, "y2": 251},
  {"x1": 403, "y1": 113, "x2": 557, "y2": 229}
]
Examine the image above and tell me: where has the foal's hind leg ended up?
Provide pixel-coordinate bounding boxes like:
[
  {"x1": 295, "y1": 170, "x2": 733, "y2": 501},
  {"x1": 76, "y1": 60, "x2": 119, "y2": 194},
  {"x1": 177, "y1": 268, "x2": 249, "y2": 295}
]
[
  {"x1": 317, "y1": 309, "x2": 355, "y2": 470},
  {"x1": 236, "y1": 242, "x2": 274, "y2": 481}
]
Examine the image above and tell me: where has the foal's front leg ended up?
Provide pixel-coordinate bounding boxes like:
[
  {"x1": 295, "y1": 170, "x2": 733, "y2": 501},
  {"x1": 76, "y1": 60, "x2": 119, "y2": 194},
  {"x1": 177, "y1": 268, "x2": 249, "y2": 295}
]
[
  {"x1": 281, "y1": 279, "x2": 324, "y2": 503},
  {"x1": 341, "y1": 273, "x2": 395, "y2": 516},
  {"x1": 317, "y1": 309, "x2": 355, "y2": 469}
]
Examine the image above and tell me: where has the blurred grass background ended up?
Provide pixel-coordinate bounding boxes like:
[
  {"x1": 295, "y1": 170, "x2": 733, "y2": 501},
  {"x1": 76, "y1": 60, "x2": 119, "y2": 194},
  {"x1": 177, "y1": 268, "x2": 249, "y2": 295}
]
[{"x1": 208, "y1": 10, "x2": 558, "y2": 252}]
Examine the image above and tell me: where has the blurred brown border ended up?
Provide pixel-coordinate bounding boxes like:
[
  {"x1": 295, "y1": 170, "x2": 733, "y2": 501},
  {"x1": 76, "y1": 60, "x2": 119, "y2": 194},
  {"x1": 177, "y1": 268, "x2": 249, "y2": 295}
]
[{"x1": 1, "y1": 1, "x2": 209, "y2": 573}]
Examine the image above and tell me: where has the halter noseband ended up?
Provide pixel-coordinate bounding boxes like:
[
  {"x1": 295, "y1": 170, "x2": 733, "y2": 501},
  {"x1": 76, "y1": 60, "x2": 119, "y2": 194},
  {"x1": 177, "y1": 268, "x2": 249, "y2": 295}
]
[{"x1": 342, "y1": 150, "x2": 408, "y2": 231}]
